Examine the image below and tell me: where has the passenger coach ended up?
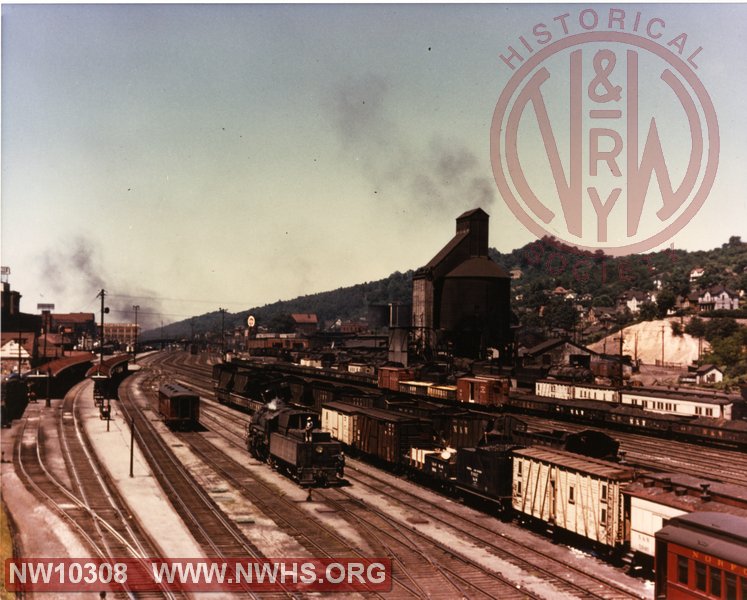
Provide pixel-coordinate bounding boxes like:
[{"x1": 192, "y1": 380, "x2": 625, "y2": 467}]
[{"x1": 655, "y1": 512, "x2": 747, "y2": 599}]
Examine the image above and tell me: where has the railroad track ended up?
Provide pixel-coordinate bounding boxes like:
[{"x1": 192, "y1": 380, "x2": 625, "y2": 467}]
[
  {"x1": 197, "y1": 397, "x2": 632, "y2": 598},
  {"x1": 13, "y1": 380, "x2": 184, "y2": 599},
  {"x1": 118, "y1": 364, "x2": 295, "y2": 600},
  {"x1": 177, "y1": 374, "x2": 637, "y2": 598},
  {"x1": 184, "y1": 402, "x2": 535, "y2": 599},
  {"x1": 339, "y1": 462, "x2": 643, "y2": 599},
  {"x1": 164, "y1": 350, "x2": 747, "y2": 486}
]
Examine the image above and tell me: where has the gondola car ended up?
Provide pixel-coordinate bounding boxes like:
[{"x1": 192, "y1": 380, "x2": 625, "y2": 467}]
[
  {"x1": 655, "y1": 511, "x2": 747, "y2": 599},
  {"x1": 158, "y1": 382, "x2": 200, "y2": 430},
  {"x1": 247, "y1": 400, "x2": 344, "y2": 486}
]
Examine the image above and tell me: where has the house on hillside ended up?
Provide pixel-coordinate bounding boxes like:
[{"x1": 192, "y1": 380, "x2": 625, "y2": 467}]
[
  {"x1": 617, "y1": 290, "x2": 654, "y2": 314},
  {"x1": 586, "y1": 306, "x2": 617, "y2": 326},
  {"x1": 697, "y1": 286, "x2": 740, "y2": 311},
  {"x1": 689, "y1": 267, "x2": 705, "y2": 283}
]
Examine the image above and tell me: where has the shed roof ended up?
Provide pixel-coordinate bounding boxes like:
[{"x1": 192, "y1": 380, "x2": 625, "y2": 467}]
[
  {"x1": 291, "y1": 313, "x2": 318, "y2": 324},
  {"x1": 620, "y1": 386, "x2": 736, "y2": 405}
]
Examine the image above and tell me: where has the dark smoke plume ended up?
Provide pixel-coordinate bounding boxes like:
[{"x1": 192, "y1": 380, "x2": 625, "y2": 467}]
[
  {"x1": 38, "y1": 235, "x2": 164, "y2": 330},
  {"x1": 326, "y1": 74, "x2": 496, "y2": 215}
]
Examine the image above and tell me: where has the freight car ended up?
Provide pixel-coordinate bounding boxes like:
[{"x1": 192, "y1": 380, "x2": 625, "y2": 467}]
[
  {"x1": 655, "y1": 511, "x2": 747, "y2": 599},
  {"x1": 158, "y1": 383, "x2": 200, "y2": 430},
  {"x1": 321, "y1": 401, "x2": 433, "y2": 467},
  {"x1": 512, "y1": 447, "x2": 636, "y2": 555},
  {"x1": 247, "y1": 400, "x2": 344, "y2": 486}
]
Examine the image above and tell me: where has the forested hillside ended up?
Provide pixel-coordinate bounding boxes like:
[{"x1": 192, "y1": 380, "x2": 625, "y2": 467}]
[{"x1": 150, "y1": 236, "x2": 747, "y2": 341}]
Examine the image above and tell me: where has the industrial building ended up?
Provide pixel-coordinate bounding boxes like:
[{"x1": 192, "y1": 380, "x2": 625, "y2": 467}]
[{"x1": 412, "y1": 208, "x2": 512, "y2": 360}]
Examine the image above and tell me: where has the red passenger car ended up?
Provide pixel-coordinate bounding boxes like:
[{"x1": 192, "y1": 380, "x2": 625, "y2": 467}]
[{"x1": 655, "y1": 511, "x2": 747, "y2": 599}]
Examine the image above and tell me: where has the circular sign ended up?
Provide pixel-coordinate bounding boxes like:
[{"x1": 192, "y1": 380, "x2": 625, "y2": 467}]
[{"x1": 491, "y1": 30, "x2": 719, "y2": 255}]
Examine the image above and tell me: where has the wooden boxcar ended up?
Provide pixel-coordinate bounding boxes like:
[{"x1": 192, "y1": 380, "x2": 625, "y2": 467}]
[
  {"x1": 355, "y1": 405, "x2": 425, "y2": 465},
  {"x1": 158, "y1": 383, "x2": 200, "y2": 430},
  {"x1": 457, "y1": 375, "x2": 509, "y2": 406},
  {"x1": 512, "y1": 447, "x2": 635, "y2": 551},
  {"x1": 321, "y1": 401, "x2": 360, "y2": 447},
  {"x1": 655, "y1": 511, "x2": 747, "y2": 600},
  {"x1": 377, "y1": 366, "x2": 415, "y2": 392}
]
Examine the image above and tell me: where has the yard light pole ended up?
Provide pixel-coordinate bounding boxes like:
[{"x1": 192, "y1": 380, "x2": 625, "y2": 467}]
[
  {"x1": 132, "y1": 305, "x2": 140, "y2": 363},
  {"x1": 97, "y1": 289, "x2": 109, "y2": 366}
]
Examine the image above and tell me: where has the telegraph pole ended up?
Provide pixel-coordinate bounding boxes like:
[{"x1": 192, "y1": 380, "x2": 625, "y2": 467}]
[
  {"x1": 619, "y1": 326, "x2": 624, "y2": 386},
  {"x1": 97, "y1": 289, "x2": 107, "y2": 365},
  {"x1": 132, "y1": 305, "x2": 140, "y2": 363},
  {"x1": 219, "y1": 308, "x2": 226, "y2": 356},
  {"x1": 661, "y1": 325, "x2": 666, "y2": 367}
]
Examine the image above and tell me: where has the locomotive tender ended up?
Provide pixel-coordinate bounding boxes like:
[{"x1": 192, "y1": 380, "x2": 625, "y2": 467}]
[{"x1": 247, "y1": 400, "x2": 344, "y2": 487}]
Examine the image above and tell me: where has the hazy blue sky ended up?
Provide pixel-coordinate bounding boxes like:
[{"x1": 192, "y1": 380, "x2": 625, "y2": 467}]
[{"x1": 3, "y1": 4, "x2": 746, "y2": 329}]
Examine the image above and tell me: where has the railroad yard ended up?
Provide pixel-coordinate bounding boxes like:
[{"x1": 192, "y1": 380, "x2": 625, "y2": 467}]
[
  {"x1": 2, "y1": 349, "x2": 746, "y2": 599},
  {"x1": 0, "y1": 349, "x2": 677, "y2": 599}
]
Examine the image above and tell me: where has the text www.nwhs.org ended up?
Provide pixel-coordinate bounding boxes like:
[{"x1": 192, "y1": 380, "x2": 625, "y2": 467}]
[{"x1": 5, "y1": 558, "x2": 392, "y2": 592}]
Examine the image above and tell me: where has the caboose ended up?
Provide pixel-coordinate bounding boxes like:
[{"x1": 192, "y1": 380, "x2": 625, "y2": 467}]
[{"x1": 158, "y1": 383, "x2": 200, "y2": 430}]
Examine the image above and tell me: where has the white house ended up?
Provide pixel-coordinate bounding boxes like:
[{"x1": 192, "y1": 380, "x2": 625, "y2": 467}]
[{"x1": 696, "y1": 364, "x2": 723, "y2": 385}]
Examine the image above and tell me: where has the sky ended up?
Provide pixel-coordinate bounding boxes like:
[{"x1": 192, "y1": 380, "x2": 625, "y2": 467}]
[{"x1": 3, "y1": 3, "x2": 746, "y2": 330}]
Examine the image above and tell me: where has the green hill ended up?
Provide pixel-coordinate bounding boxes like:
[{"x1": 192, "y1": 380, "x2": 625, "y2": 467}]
[{"x1": 145, "y1": 236, "x2": 747, "y2": 341}]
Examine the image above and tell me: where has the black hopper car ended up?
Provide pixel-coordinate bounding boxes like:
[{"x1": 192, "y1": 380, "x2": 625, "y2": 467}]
[{"x1": 247, "y1": 400, "x2": 344, "y2": 487}]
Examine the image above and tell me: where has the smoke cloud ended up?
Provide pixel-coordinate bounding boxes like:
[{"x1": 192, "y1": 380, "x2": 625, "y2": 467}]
[
  {"x1": 326, "y1": 74, "x2": 496, "y2": 216},
  {"x1": 38, "y1": 235, "x2": 164, "y2": 330}
]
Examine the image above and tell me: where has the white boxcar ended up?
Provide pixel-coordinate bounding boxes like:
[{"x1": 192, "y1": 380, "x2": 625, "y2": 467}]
[
  {"x1": 321, "y1": 401, "x2": 359, "y2": 447},
  {"x1": 535, "y1": 380, "x2": 573, "y2": 400},
  {"x1": 512, "y1": 447, "x2": 635, "y2": 549}
]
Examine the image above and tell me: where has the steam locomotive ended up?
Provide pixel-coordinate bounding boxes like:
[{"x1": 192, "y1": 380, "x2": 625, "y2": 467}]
[{"x1": 247, "y1": 399, "x2": 345, "y2": 487}]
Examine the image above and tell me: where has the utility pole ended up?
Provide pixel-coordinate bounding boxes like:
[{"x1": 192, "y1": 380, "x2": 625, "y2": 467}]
[
  {"x1": 661, "y1": 325, "x2": 666, "y2": 367},
  {"x1": 619, "y1": 326, "x2": 624, "y2": 386},
  {"x1": 17, "y1": 331, "x2": 23, "y2": 374},
  {"x1": 97, "y1": 289, "x2": 108, "y2": 365},
  {"x1": 132, "y1": 305, "x2": 140, "y2": 363},
  {"x1": 219, "y1": 308, "x2": 226, "y2": 357},
  {"x1": 42, "y1": 313, "x2": 48, "y2": 369},
  {"x1": 129, "y1": 417, "x2": 135, "y2": 478}
]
